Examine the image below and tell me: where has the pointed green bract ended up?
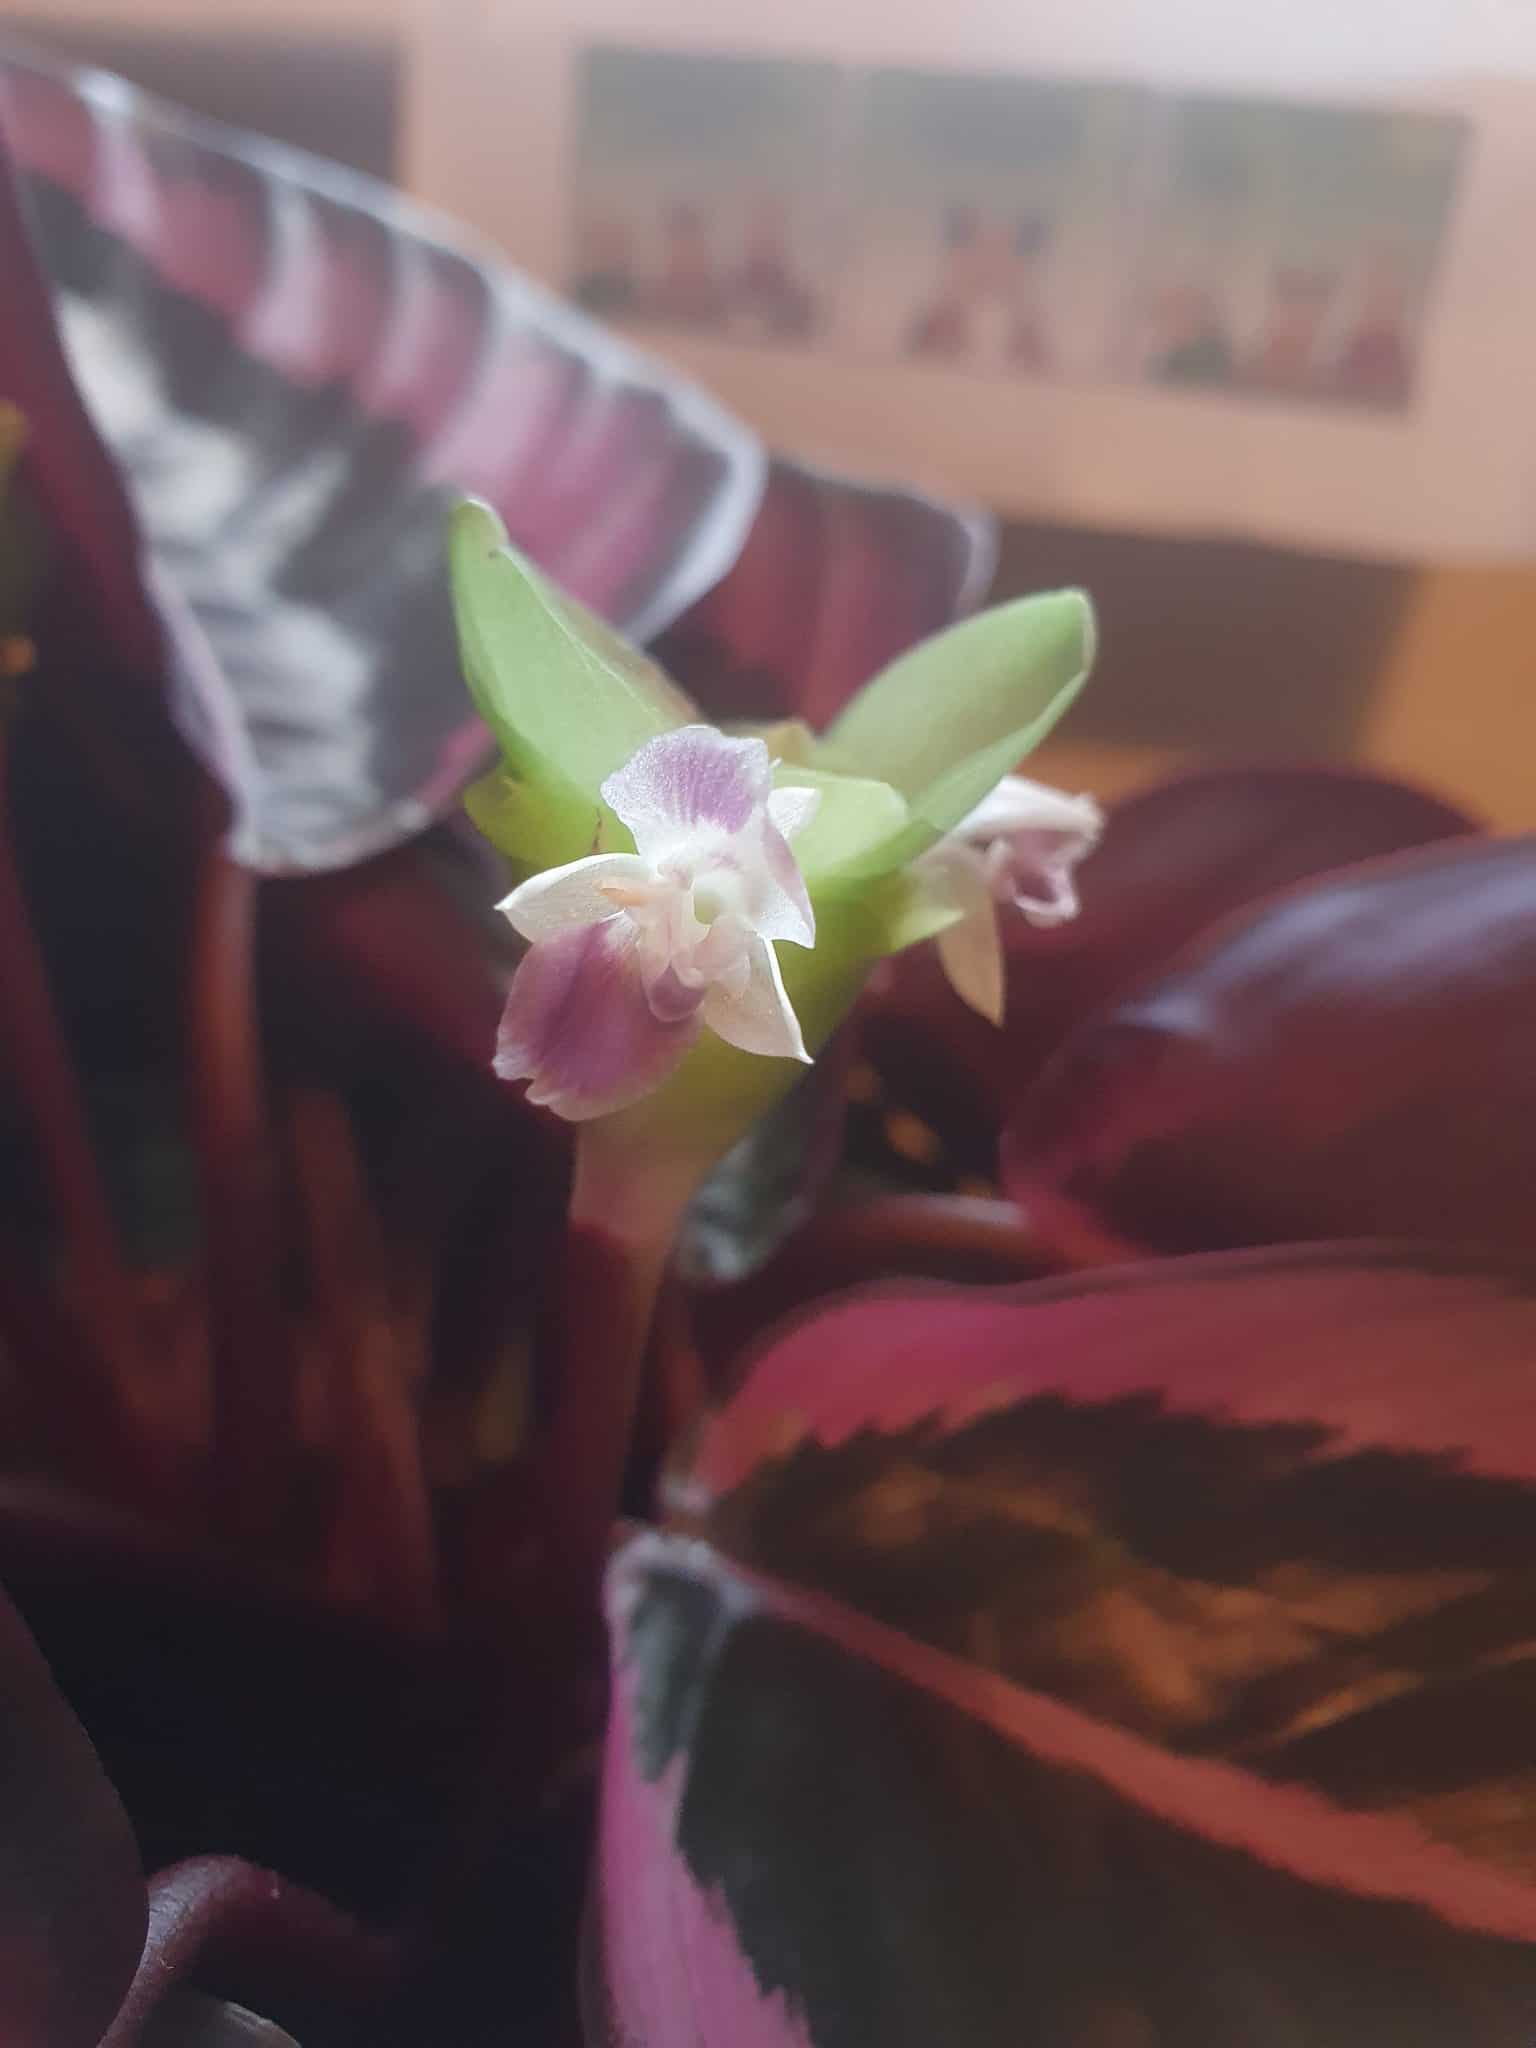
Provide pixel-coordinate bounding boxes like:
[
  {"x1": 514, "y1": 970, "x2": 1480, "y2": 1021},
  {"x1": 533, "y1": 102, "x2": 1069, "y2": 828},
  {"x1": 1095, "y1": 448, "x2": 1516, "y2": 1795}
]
[
  {"x1": 822, "y1": 588, "x2": 1096, "y2": 875},
  {"x1": 450, "y1": 499, "x2": 693, "y2": 865},
  {"x1": 856, "y1": 866, "x2": 967, "y2": 956},
  {"x1": 461, "y1": 765, "x2": 575, "y2": 872},
  {"x1": 771, "y1": 764, "x2": 909, "y2": 882}
]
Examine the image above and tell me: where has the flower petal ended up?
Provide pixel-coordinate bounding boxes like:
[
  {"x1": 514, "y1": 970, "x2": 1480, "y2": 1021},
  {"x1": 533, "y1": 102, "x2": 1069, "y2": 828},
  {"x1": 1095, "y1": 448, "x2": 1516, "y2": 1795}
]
[
  {"x1": 962, "y1": 776, "x2": 1102, "y2": 926},
  {"x1": 497, "y1": 852, "x2": 653, "y2": 943},
  {"x1": 995, "y1": 829, "x2": 1092, "y2": 926},
  {"x1": 928, "y1": 846, "x2": 1006, "y2": 1023},
  {"x1": 957, "y1": 774, "x2": 1102, "y2": 847},
  {"x1": 743, "y1": 813, "x2": 816, "y2": 948},
  {"x1": 495, "y1": 918, "x2": 698, "y2": 1120},
  {"x1": 702, "y1": 935, "x2": 809, "y2": 1062},
  {"x1": 602, "y1": 725, "x2": 773, "y2": 856},
  {"x1": 766, "y1": 784, "x2": 821, "y2": 843}
]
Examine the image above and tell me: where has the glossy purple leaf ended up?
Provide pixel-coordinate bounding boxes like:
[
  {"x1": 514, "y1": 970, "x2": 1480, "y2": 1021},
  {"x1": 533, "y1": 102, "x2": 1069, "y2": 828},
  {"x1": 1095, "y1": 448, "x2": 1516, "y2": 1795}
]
[
  {"x1": 594, "y1": 1248, "x2": 1536, "y2": 2043},
  {"x1": 0, "y1": 1571, "x2": 146, "y2": 2047},
  {"x1": 0, "y1": 41, "x2": 761, "y2": 872},
  {"x1": 100, "y1": 1857, "x2": 391, "y2": 2048},
  {"x1": 138, "y1": 1993, "x2": 299, "y2": 2047},
  {"x1": 655, "y1": 455, "x2": 994, "y2": 728},
  {"x1": 684, "y1": 1193, "x2": 1063, "y2": 1402},
  {"x1": 1004, "y1": 834, "x2": 1536, "y2": 1259},
  {"x1": 861, "y1": 763, "x2": 1478, "y2": 1178}
]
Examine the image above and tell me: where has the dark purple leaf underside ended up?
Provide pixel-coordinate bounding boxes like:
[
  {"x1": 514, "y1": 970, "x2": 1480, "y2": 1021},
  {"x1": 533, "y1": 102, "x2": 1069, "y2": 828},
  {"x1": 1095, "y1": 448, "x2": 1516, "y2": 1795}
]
[
  {"x1": 0, "y1": 1572, "x2": 145, "y2": 2047},
  {"x1": 139, "y1": 1992, "x2": 299, "y2": 2047},
  {"x1": 0, "y1": 43, "x2": 762, "y2": 872},
  {"x1": 655, "y1": 455, "x2": 994, "y2": 729},
  {"x1": 1003, "y1": 834, "x2": 1536, "y2": 1258},
  {"x1": 100, "y1": 1856, "x2": 391, "y2": 2048}
]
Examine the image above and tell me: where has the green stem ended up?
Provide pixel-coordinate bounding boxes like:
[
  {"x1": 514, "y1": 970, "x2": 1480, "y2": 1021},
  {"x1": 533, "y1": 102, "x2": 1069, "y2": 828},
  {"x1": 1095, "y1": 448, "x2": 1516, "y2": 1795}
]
[{"x1": 535, "y1": 1132, "x2": 696, "y2": 1619}]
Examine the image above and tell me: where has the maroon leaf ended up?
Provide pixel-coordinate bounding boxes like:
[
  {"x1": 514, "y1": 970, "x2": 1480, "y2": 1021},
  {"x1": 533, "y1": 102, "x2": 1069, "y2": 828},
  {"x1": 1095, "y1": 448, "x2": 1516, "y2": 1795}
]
[
  {"x1": 261, "y1": 832, "x2": 513, "y2": 1077},
  {"x1": 686, "y1": 1193, "x2": 1062, "y2": 1393},
  {"x1": 0, "y1": 41, "x2": 761, "y2": 872},
  {"x1": 100, "y1": 1857, "x2": 391, "y2": 2048},
  {"x1": 1003, "y1": 834, "x2": 1535, "y2": 1259},
  {"x1": 655, "y1": 455, "x2": 994, "y2": 727},
  {"x1": 137, "y1": 1992, "x2": 299, "y2": 2046},
  {"x1": 861, "y1": 762, "x2": 1478, "y2": 1178},
  {"x1": 592, "y1": 1248, "x2": 1536, "y2": 2043},
  {"x1": 0, "y1": 104, "x2": 160, "y2": 681},
  {"x1": 0, "y1": 1571, "x2": 146, "y2": 2047}
]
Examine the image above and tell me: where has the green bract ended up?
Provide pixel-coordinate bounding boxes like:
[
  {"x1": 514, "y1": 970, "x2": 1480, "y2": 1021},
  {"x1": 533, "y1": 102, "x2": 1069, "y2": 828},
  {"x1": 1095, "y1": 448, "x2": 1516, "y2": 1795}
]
[
  {"x1": 451, "y1": 499, "x2": 692, "y2": 865},
  {"x1": 820, "y1": 585, "x2": 1095, "y2": 875}
]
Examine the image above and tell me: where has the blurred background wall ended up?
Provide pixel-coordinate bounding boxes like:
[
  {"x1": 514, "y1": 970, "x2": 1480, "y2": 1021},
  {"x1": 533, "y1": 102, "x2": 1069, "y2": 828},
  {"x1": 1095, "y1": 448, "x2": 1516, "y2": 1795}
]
[{"x1": 9, "y1": 0, "x2": 1532, "y2": 827}]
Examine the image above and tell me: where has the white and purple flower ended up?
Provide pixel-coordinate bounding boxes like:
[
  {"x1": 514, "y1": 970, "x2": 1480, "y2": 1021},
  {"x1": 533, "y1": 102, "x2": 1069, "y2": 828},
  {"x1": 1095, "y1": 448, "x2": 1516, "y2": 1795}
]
[
  {"x1": 494, "y1": 725, "x2": 821, "y2": 1120},
  {"x1": 923, "y1": 775, "x2": 1104, "y2": 1024},
  {"x1": 453, "y1": 498, "x2": 1099, "y2": 1133}
]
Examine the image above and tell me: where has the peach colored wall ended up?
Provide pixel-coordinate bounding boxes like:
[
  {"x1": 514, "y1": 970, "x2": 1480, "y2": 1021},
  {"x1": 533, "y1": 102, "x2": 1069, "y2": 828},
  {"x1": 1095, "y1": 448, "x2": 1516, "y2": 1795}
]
[
  {"x1": 1033, "y1": 562, "x2": 1536, "y2": 830},
  {"x1": 1032, "y1": 568, "x2": 1536, "y2": 830},
  {"x1": 1363, "y1": 566, "x2": 1536, "y2": 829}
]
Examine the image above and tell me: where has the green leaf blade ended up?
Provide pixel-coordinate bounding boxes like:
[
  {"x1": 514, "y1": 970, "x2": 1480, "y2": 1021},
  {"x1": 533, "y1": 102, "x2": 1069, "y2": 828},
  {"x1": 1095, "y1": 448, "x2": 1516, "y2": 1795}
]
[{"x1": 822, "y1": 588, "x2": 1096, "y2": 873}]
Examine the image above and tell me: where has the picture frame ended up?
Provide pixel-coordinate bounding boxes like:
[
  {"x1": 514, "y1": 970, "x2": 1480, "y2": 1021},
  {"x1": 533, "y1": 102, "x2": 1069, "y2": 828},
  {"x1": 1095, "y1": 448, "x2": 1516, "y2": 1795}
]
[{"x1": 404, "y1": 0, "x2": 1534, "y2": 564}]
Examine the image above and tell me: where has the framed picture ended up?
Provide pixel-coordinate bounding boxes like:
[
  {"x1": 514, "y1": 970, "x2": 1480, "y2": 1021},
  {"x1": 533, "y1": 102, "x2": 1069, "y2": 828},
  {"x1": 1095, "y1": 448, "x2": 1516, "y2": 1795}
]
[
  {"x1": 1124, "y1": 97, "x2": 1466, "y2": 411},
  {"x1": 405, "y1": 1, "x2": 1534, "y2": 562},
  {"x1": 570, "y1": 46, "x2": 847, "y2": 350},
  {"x1": 850, "y1": 69, "x2": 1134, "y2": 380}
]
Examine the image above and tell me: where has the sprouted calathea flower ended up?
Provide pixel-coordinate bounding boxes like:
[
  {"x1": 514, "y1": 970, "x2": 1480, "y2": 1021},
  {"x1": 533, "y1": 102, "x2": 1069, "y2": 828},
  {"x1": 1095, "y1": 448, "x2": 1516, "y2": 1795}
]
[
  {"x1": 919, "y1": 775, "x2": 1104, "y2": 1024},
  {"x1": 451, "y1": 496, "x2": 1097, "y2": 1224},
  {"x1": 496, "y1": 727, "x2": 819, "y2": 1119}
]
